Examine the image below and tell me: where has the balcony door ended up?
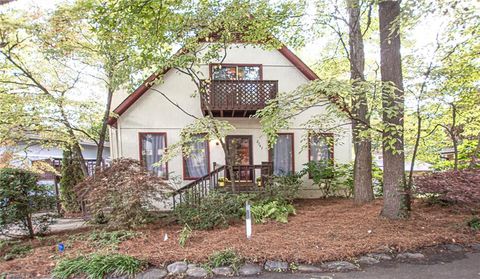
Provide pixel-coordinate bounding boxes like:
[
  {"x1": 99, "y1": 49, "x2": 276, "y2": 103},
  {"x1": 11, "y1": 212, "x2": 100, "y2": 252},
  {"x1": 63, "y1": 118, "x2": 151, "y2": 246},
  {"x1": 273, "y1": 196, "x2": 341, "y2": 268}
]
[
  {"x1": 211, "y1": 64, "x2": 262, "y2": 108},
  {"x1": 226, "y1": 135, "x2": 253, "y2": 181}
]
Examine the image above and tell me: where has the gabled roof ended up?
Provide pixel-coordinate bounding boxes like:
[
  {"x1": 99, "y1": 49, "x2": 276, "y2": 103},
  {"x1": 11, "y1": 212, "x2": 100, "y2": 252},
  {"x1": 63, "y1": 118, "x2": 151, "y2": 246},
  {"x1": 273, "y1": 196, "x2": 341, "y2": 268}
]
[{"x1": 108, "y1": 44, "x2": 318, "y2": 126}]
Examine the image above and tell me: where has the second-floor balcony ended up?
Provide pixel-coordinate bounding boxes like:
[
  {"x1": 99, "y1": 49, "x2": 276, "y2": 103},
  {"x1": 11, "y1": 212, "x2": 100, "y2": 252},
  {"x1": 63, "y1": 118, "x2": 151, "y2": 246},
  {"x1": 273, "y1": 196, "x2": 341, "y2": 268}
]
[{"x1": 200, "y1": 80, "x2": 278, "y2": 117}]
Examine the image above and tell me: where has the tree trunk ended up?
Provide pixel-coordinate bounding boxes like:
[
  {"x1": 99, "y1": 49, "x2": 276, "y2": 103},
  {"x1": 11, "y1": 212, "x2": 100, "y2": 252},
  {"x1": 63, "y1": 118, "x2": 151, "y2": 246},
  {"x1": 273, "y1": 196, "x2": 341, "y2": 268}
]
[
  {"x1": 379, "y1": 0, "x2": 409, "y2": 219},
  {"x1": 95, "y1": 86, "x2": 114, "y2": 168},
  {"x1": 348, "y1": 0, "x2": 374, "y2": 204}
]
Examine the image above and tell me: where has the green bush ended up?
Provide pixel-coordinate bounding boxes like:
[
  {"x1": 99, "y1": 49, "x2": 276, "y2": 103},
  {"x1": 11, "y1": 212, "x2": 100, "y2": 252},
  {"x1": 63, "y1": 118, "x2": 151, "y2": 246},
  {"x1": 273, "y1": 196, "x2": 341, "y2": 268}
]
[
  {"x1": 249, "y1": 200, "x2": 296, "y2": 224},
  {"x1": 0, "y1": 168, "x2": 52, "y2": 238},
  {"x1": 59, "y1": 148, "x2": 84, "y2": 213},
  {"x1": 264, "y1": 172, "x2": 302, "y2": 202},
  {"x1": 174, "y1": 191, "x2": 253, "y2": 230},
  {"x1": 208, "y1": 249, "x2": 243, "y2": 270},
  {"x1": 52, "y1": 253, "x2": 144, "y2": 279}
]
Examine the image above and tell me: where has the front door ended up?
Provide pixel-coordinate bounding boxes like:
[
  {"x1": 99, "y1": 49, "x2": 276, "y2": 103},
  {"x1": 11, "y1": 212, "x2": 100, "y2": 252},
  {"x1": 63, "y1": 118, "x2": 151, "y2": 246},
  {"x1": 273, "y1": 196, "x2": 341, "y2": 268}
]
[{"x1": 226, "y1": 135, "x2": 253, "y2": 181}]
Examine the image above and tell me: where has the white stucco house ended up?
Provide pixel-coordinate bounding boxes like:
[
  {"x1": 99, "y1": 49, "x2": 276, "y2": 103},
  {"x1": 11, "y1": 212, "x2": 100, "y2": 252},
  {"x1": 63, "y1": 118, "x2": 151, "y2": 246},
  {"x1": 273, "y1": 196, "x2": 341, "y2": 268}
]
[{"x1": 108, "y1": 42, "x2": 352, "y2": 200}]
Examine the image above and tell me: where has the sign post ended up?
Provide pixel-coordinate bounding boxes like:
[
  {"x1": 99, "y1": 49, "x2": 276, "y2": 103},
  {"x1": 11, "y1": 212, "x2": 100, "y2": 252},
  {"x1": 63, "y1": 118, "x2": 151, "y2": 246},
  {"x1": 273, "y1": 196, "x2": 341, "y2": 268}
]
[{"x1": 246, "y1": 201, "x2": 252, "y2": 239}]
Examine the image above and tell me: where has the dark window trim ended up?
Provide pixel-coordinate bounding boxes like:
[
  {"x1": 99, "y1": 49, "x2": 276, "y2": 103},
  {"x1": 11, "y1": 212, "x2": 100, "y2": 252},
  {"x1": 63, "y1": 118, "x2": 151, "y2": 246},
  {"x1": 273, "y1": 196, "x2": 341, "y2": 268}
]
[
  {"x1": 138, "y1": 132, "x2": 168, "y2": 179},
  {"x1": 209, "y1": 64, "x2": 263, "y2": 80},
  {"x1": 307, "y1": 132, "x2": 334, "y2": 179},
  {"x1": 182, "y1": 133, "x2": 211, "y2": 180},
  {"x1": 268, "y1": 133, "x2": 295, "y2": 174}
]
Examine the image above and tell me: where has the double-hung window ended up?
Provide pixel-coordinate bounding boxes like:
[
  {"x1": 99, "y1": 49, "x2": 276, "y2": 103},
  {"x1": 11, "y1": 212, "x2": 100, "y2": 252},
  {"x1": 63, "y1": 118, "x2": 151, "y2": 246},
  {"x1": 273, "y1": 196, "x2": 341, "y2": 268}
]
[
  {"x1": 139, "y1": 133, "x2": 168, "y2": 178},
  {"x1": 269, "y1": 133, "x2": 294, "y2": 175},
  {"x1": 183, "y1": 134, "x2": 210, "y2": 180}
]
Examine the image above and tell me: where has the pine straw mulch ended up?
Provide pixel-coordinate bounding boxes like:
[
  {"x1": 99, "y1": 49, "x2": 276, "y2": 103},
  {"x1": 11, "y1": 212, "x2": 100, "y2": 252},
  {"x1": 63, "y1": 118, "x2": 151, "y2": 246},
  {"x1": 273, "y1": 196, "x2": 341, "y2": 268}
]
[{"x1": 1, "y1": 198, "x2": 479, "y2": 277}]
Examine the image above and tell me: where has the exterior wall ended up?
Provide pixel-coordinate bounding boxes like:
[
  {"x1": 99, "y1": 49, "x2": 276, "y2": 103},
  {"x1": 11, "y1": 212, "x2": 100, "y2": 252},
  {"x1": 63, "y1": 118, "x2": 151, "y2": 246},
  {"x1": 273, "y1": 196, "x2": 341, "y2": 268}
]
[{"x1": 111, "y1": 44, "x2": 352, "y2": 198}]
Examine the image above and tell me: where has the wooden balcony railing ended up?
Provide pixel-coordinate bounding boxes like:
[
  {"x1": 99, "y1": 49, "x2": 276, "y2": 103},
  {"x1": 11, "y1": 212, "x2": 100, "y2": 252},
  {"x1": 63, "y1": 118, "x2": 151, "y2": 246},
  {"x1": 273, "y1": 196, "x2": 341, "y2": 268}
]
[{"x1": 200, "y1": 80, "x2": 278, "y2": 117}]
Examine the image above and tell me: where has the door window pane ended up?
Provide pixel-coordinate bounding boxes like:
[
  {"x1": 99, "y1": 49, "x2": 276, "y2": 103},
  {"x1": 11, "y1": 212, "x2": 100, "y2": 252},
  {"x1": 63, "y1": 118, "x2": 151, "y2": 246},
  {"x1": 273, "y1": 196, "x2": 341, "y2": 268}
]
[
  {"x1": 271, "y1": 134, "x2": 294, "y2": 175},
  {"x1": 140, "y1": 133, "x2": 167, "y2": 178},
  {"x1": 212, "y1": 65, "x2": 261, "y2": 80},
  {"x1": 184, "y1": 134, "x2": 209, "y2": 179}
]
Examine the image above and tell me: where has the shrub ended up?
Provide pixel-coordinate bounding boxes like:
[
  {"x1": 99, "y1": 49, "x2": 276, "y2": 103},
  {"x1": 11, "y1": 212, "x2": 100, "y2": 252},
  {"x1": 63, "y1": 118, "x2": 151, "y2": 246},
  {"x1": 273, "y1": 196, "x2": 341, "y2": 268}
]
[
  {"x1": 415, "y1": 169, "x2": 480, "y2": 206},
  {"x1": 265, "y1": 172, "x2": 302, "y2": 202},
  {"x1": 52, "y1": 253, "x2": 144, "y2": 279},
  {"x1": 59, "y1": 148, "x2": 84, "y2": 213},
  {"x1": 249, "y1": 200, "x2": 296, "y2": 224},
  {"x1": 0, "y1": 168, "x2": 53, "y2": 238},
  {"x1": 208, "y1": 249, "x2": 242, "y2": 270},
  {"x1": 75, "y1": 158, "x2": 174, "y2": 229},
  {"x1": 467, "y1": 216, "x2": 480, "y2": 231},
  {"x1": 174, "y1": 191, "x2": 252, "y2": 230}
]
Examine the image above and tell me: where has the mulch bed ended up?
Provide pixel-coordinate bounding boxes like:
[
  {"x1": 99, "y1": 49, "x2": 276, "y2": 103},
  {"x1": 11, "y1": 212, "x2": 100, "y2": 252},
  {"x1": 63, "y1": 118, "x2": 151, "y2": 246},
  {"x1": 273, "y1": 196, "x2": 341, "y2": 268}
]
[{"x1": 1, "y1": 198, "x2": 479, "y2": 277}]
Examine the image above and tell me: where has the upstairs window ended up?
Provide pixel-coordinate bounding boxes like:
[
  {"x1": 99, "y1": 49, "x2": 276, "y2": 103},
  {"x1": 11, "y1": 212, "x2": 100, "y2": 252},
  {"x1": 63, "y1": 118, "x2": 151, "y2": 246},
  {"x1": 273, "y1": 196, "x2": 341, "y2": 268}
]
[{"x1": 211, "y1": 64, "x2": 262, "y2": 80}]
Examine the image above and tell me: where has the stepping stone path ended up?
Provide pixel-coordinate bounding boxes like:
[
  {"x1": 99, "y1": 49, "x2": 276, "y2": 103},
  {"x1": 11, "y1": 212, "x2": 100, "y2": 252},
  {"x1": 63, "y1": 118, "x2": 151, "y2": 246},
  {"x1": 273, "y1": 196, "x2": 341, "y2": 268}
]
[
  {"x1": 212, "y1": 267, "x2": 234, "y2": 276},
  {"x1": 297, "y1": 264, "x2": 323, "y2": 272},
  {"x1": 264, "y1": 260, "x2": 289, "y2": 272},
  {"x1": 238, "y1": 263, "x2": 262, "y2": 276},
  {"x1": 367, "y1": 253, "x2": 392, "y2": 261},
  {"x1": 321, "y1": 261, "x2": 359, "y2": 271},
  {"x1": 396, "y1": 252, "x2": 425, "y2": 259},
  {"x1": 444, "y1": 244, "x2": 463, "y2": 252},
  {"x1": 186, "y1": 266, "x2": 208, "y2": 278},
  {"x1": 167, "y1": 261, "x2": 188, "y2": 274},
  {"x1": 135, "y1": 268, "x2": 167, "y2": 279},
  {"x1": 357, "y1": 256, "x2": 380, "y2": 265}
]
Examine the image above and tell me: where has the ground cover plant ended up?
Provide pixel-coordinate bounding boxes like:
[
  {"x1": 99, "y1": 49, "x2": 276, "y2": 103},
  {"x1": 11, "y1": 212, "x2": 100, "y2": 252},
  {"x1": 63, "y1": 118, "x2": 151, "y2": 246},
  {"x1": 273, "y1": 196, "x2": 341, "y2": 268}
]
[
  {"x1": 51, "y1": 253, "x2": 144, "y2": 279},
  {"x1": 207, "y1": 249, "x2": 243, "y2": 271},
  {"x1": 1, "y1": 199, "x2": 479, "y2": 277}
]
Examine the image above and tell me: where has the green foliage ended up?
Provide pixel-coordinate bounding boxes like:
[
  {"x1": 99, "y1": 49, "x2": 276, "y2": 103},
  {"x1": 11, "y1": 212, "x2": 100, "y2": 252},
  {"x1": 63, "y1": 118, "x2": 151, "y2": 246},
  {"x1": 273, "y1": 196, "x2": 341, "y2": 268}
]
[
  {"x1": 208, "y1": 249, "x2": 243, "y2": 270},
  {"x1": 265, "y1": 172, "x2": 303, "y2": 202},
  {"x1": 0, "y1": 168, "x2": 52, "y2": 238},
  {"x1": 174, "y1": 191, "x2": 252, "y2": 230},
  {"x1": 467, "y1": 216, "x2": 480, "y2": 231},
  {"x1": 249, "y1": 200, "x2": 296, "y2": 224},
  {"x1": 87, "y1": 230, "x2": 138, "y2": 249},
  {"x1": 178, "y1": 225, "x2": 192, "y2": 248},
  {"x1": 59, "y1": 148, "x2": 84, "y2": 213},
  {"x1": 52, "y1": 253, "x2": 144, "y2": 279},
  {"x1": 3, "y1": 244, "x2": 32, "y2": 261}
]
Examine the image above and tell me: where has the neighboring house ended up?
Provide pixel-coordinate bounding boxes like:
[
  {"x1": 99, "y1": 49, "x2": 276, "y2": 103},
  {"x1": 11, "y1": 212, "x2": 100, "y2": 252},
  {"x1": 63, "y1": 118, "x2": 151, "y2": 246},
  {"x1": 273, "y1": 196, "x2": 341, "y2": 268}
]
[
  {"x1": 0, "y1": 137, "x2": 110, "y2": 185},
  {"x1": 373, "y1": 153, "x2": 432, "y2": 176},
  {"x1": 108, "y1": 42, "x2": 352, "y2": 201}
]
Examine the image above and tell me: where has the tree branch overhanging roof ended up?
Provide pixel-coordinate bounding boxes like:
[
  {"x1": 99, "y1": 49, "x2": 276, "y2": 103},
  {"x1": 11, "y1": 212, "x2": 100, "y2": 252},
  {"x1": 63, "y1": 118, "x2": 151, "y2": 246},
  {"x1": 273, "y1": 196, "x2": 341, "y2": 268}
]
[{"x1": 107, "y1": 44, "x2": 318, "y2": 127}]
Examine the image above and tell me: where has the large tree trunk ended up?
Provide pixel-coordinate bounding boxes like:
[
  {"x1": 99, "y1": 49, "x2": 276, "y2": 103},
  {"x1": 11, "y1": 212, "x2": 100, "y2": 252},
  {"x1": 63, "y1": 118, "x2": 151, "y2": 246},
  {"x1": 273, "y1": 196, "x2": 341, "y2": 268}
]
[
  {"x1": 379, "y1": 0, "x2": 409, "y2": 219},
  {"x1": 95, "y1": 86, "x2": 114, "y2": 168},
  {"x1": 348, "y1": 0, "x2": 374, "y2": 204}
]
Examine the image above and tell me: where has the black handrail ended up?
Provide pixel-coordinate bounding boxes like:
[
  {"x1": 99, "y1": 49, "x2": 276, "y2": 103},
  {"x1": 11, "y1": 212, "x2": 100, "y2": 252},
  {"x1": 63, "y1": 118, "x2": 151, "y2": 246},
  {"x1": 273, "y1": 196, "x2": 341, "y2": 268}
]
[{"x1": 172, "y1": 165, "x2": 225, "y2": 209}]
